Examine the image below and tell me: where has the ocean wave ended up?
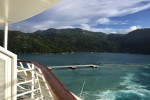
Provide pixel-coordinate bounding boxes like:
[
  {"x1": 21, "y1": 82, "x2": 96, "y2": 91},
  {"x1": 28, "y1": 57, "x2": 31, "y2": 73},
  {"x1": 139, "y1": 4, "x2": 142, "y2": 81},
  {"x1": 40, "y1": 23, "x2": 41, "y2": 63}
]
[
  {"x1": 82, "y1": 73, "x2": 150, "y2": 100},
  {"x1": 96, "y1": 89, "x2": 150, "y2": 100},
  {"x1": 141, "y1": 73, "x2": 150, "y2": 77},
  {"x1": 140, "y1": 65, "x2": 150, "y2": 69},
  {"x1": 101, "y1": 63, "x2": 150, "y2": 68},
  {"x1": 101, "y1": 73, "x2": 150, "y2": 100}
]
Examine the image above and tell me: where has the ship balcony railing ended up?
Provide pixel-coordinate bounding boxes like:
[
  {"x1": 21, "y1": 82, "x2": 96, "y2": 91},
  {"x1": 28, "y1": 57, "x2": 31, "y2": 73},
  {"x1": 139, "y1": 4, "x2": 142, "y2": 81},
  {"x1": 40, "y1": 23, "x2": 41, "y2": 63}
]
[{"x1": 17, "y1": 60, "x2": 77, "y2": 100}]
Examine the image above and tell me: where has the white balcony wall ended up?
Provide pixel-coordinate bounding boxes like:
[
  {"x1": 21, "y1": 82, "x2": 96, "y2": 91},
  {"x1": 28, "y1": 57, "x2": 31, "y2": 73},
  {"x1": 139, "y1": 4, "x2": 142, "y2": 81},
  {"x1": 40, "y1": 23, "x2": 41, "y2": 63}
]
[
  {"x1": 0, "y1": 58, "x2": 5, "y2": 99},
  {"x1": 0, "y1": 46, "x2": 17, "y2": 100}
]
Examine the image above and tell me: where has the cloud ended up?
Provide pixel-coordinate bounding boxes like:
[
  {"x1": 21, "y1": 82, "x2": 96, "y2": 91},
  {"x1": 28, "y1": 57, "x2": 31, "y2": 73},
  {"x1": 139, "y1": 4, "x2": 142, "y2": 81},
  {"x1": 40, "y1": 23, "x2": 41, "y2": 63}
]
[
  {"x1": 81, "y1": 24, "x2": 90, "y2": 30},
  {"x1": 79, "y1": 24, "x2": 142, "y2": 34},
  {"x1": 97, "y1": 18, "x2": 111, "y2": 24},
  {"x1": 5, "y1": 0, "x2": 150, "y2": 33},
  {"x1": 96, "y1": 18, "x2": 129, "y2": 25},
  {"x1": 58, "y1": 26, "x2": 75, "y2": 29},
  {"x1": 129, "y1": 25, "x2": 142, "y2": 31}
]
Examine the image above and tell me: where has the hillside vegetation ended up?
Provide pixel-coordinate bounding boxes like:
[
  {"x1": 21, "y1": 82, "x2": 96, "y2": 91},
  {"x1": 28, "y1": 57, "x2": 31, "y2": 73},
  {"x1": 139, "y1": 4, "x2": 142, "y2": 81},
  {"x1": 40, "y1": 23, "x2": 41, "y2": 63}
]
[{"x1": 0, "y1": 28, "x2": 150, "y2": 54}]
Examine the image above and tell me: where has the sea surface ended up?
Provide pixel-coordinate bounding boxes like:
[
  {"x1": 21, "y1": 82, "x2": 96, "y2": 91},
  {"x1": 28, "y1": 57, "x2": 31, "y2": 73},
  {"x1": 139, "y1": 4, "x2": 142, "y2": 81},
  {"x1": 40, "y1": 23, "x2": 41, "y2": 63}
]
[{"x1": 18, "y1": 53, "x2": 150, "y2": 100}]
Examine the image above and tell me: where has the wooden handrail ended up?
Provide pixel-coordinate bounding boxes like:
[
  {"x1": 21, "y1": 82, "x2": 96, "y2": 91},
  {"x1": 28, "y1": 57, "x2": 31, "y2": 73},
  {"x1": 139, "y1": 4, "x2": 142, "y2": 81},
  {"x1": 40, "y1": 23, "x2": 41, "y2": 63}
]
[{"x1": 17, "y1": 60, "x2": 77, "y2": 100}]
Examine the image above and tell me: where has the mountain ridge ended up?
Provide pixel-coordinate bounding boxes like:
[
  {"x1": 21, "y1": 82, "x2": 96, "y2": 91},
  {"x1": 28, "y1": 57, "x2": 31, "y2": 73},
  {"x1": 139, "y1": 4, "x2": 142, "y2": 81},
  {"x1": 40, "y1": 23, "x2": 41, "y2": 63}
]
[{"x1": 0, "y1": 28, "x2": 150, "y2": 54}]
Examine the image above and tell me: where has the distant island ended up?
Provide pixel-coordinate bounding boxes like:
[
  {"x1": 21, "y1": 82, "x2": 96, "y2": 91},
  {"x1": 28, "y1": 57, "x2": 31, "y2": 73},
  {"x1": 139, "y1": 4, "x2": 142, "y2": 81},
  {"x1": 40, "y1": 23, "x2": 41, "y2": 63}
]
[{"x1": 0, "y1": 28, "x2": 150, "y2": 54}]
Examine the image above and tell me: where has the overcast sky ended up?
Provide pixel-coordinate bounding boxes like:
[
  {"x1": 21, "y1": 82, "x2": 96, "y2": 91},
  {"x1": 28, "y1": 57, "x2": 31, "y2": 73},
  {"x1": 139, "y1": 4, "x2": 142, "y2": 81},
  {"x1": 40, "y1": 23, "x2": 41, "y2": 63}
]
[{"x1": 8, "y1": 0, "x2": 150, "y2": 34}]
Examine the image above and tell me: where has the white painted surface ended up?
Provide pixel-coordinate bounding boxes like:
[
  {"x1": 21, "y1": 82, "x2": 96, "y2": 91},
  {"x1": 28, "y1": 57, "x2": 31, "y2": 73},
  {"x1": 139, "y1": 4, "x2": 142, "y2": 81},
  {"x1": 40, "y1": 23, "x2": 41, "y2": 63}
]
[
  {"x1": 0, "y1": 58, "x2": 5, "y2": 100},
  {"x1": 0, "y1": 46, "x2": 17, "y2": 100},
  {"x1": 0, "y1": 52, "x2": 11, "y2": 100},
  {"x1": 0, "y1": 0, "x2": 59, "y2": 24},
  {"x1": 4, "y1": 22, "x2": 8, "y2": 49}
]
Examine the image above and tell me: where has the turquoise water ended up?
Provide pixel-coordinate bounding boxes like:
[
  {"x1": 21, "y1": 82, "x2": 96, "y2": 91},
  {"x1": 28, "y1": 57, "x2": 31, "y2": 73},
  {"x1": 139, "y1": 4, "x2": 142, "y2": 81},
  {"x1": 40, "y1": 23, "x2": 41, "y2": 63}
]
[{"x1": 18, "y1": 53, "x2": 150, "y2": 100}]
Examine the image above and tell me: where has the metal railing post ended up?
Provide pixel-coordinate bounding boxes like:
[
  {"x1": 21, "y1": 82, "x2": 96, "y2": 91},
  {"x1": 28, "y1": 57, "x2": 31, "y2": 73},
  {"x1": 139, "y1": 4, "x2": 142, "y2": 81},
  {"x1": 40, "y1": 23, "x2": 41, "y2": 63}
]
[{"x1": 31, "y1": 64, "x2": 35, "y2": 99}]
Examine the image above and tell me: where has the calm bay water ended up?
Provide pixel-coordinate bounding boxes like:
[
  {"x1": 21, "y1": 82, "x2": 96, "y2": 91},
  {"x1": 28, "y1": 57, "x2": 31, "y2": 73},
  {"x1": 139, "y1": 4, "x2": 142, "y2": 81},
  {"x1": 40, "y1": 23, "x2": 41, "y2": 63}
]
[{"x1": 18, "y1": 53, "x2": 150, "y2": 100}]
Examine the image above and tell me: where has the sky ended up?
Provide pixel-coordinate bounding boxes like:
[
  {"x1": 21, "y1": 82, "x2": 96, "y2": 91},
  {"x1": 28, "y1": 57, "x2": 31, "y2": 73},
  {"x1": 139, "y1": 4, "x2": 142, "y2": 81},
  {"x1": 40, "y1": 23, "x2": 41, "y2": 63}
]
[{"x1": 8, "y1": 0, "x2": 150, "y2": 34}]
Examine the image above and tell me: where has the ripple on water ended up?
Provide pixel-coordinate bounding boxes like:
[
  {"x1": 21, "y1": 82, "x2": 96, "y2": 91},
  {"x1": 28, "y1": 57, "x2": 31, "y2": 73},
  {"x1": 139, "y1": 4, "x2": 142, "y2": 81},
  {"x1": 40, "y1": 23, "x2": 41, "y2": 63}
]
[{"x1": 81, "y1": 73, "x2": 150, "y2": 100}]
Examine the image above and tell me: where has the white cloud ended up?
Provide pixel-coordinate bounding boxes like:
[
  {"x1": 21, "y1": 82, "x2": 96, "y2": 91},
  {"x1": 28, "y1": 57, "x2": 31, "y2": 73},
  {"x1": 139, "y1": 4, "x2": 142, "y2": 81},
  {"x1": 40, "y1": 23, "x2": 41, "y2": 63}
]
[
  {"x1": 97, "y1": 18, "x2": 111, "y2": 24},
  {"x1": 78, "y1": 25, "x2": 142, "y2": 34},
  {"x1": 89, "y1": 28, "x2": 112, "y2": 33},
  {"x1": 58, "y1": 26, "x2": 75, "y2": 29},
  {"x1": 96, "y1": 18, "x2": 129, "y2": 25},
  {"x1": 86, "y1": 27, "x2": 127, "y2": 34},
  {"x1": 111, "y1": 32, "x2": 118, "y2": 34},
  {"x1": 130, "y1": 25, "x2": 141, "y2": 31},
  {"x1": 5, "y1": 0, "x2": 150, "y2": 32},
  {"x1": 129, "y1": 25, "x2": 142, "y2": 31},
  {"x1": 81, "y1": 24, "x2": 90, "y2": 30}
]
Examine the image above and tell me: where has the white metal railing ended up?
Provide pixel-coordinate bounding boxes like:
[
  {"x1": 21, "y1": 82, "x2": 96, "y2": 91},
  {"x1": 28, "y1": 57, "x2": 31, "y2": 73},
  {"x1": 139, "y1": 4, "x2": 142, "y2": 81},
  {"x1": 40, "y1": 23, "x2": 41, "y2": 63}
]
[
  {"x1": 17, "y1": 60, "x2": 78, "y2": 100},
  {"x1": 0, "y1": 45, "x2": 81, "y2": 100},
  {"x1": 17, "y1": 61, "x2": 53, "y2": 100}
]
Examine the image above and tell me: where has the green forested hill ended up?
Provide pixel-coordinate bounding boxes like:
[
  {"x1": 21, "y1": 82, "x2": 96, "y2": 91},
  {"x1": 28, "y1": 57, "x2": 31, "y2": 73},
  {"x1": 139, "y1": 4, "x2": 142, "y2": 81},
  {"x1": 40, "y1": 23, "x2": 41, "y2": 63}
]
[
  {"x1": 0, "y1": 28, "x2": 150, "y2": 54},
  {"x1": 0, "y1": 28, "x2": 118, "y2": 53},
  {"x1": 120, "y1": 29, "x2": 150, "y2": 54},
  {"x1": 107, "y1": 28, "x2": 150, "y2": 54}
]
